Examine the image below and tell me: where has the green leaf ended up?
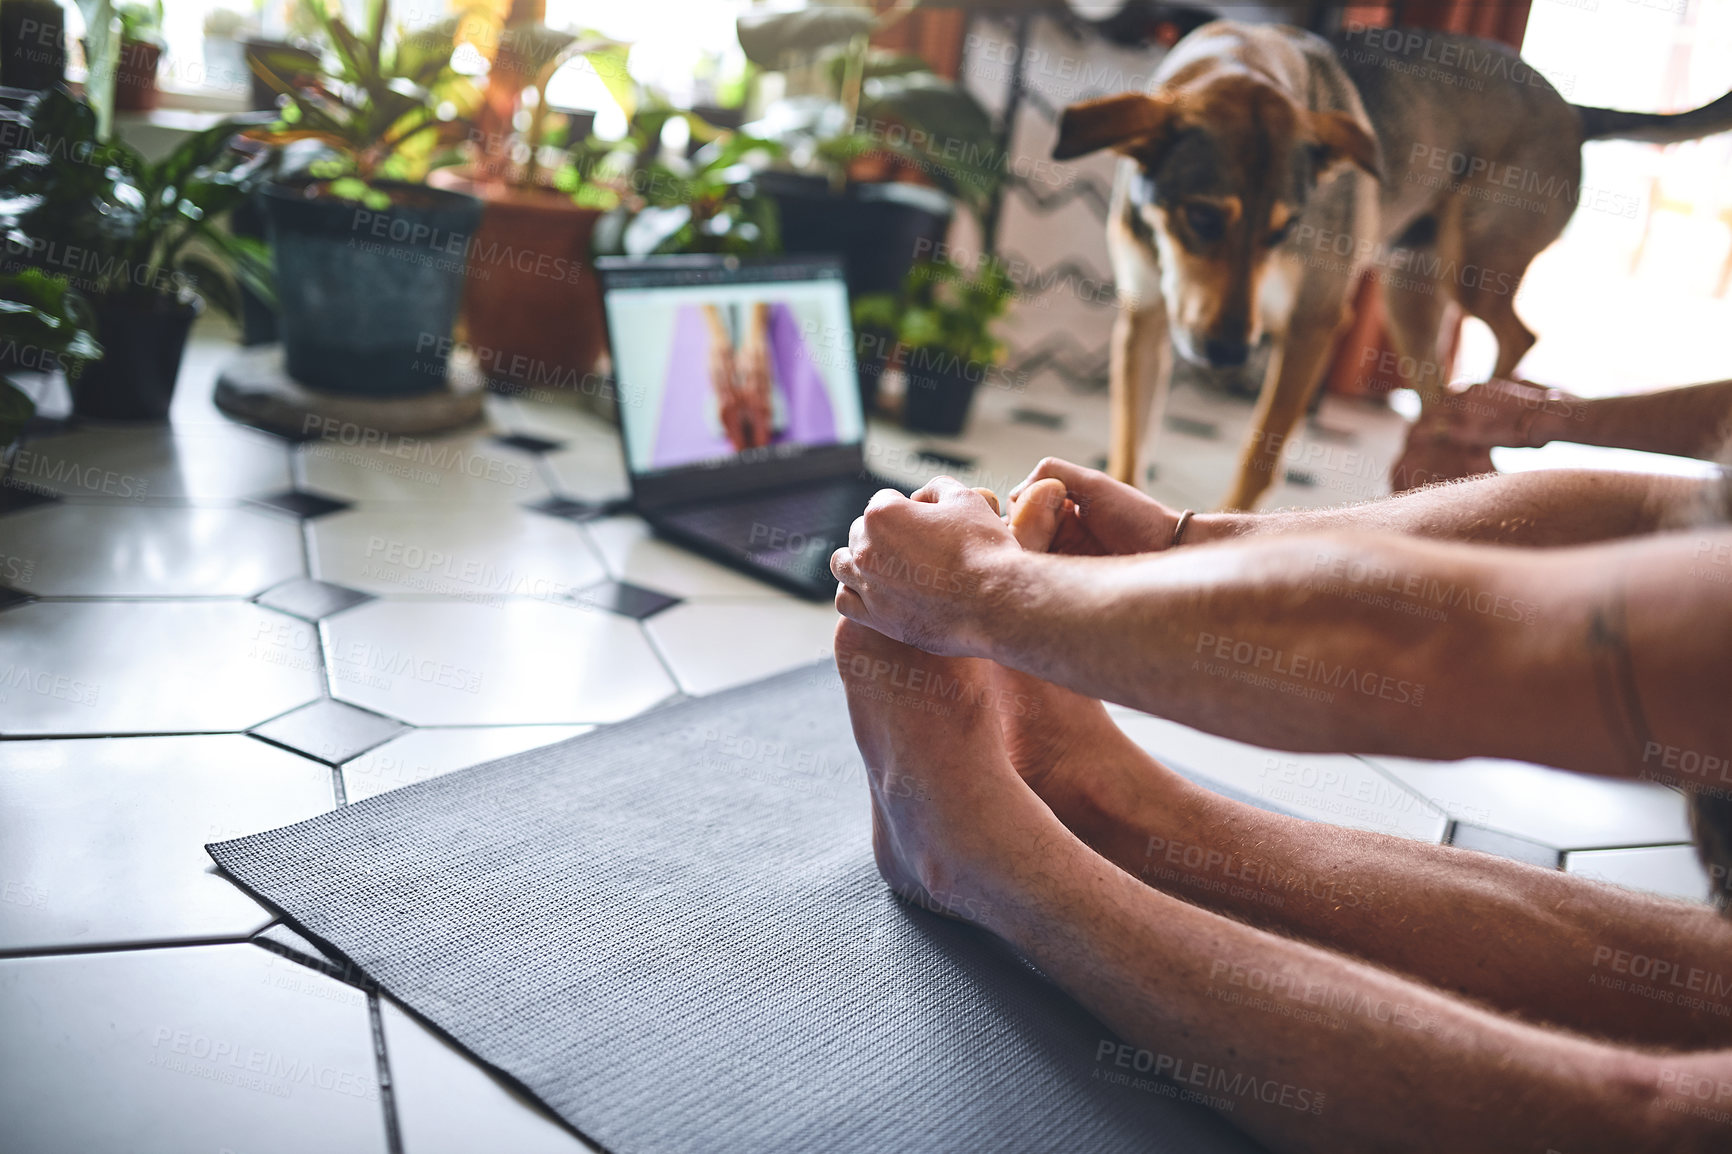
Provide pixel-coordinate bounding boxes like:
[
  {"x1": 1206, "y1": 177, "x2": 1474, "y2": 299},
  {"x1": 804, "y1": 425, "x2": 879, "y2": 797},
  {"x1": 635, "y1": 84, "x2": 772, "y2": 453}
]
[
  {"x1": 736, "y1": 4, "x2": 876, "y2": 69},
  {"x1": 74, "y1": 0, "x2": 119, "y2": 139},
  {"x1": 0, "y1": 377, "x2": 34, "y2": 447},
  {"x1": 178, "y1": 252, "x2": 239, "y2": 320}
]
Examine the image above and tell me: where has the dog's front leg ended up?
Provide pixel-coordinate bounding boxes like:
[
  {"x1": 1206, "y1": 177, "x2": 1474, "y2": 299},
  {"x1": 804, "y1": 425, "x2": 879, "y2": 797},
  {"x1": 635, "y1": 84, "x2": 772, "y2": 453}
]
[
  {"x1": 1108, "y1": 305, "x2": 1170, "y2": 485},
  {"x1": 1224, "y1": 307, "x2": 1352, "y2": 511}
]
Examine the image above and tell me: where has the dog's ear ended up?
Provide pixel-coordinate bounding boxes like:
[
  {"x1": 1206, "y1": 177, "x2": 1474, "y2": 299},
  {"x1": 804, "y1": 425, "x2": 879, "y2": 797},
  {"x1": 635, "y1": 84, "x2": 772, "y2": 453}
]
[
  {"x1": 1053, "y1": 93, "x2": 1176, "y2": 161},
  {"x1": 1307, "y1": 111, "x2": 1383, "y2": 182}
]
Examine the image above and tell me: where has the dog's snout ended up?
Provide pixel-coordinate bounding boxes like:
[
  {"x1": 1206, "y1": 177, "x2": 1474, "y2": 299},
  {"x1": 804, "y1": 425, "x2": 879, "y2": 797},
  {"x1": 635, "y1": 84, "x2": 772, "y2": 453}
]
[{"x1": 1203, "y1": 338, "x2": 1250, "y2": 368}]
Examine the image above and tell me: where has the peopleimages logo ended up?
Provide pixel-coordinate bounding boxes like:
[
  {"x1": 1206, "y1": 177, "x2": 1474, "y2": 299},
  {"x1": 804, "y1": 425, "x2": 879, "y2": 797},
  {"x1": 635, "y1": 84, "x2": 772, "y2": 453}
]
[{"x1": 349, "y1": 208, "x2": 586, "y2": 283}]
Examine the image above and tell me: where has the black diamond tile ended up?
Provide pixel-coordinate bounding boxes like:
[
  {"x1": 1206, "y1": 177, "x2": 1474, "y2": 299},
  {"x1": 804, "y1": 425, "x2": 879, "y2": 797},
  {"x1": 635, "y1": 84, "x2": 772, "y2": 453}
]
[
  {"x1": 1145, "y1": 464, "x2": 1158, "y2": 483},
  {"x1": 0, "y1": 478, "x2": 61, "y2": 516},
  {"x1": 0, "y1": 584, "x2": 34, "y2": 612},
  {"x1": 493, "y1": 432, "x2": 565, "y2": 455},
  {"x1": 1284, "y1": 469, "x2": 1317, "y2": 488},
  {"x1": 1009, "y1": 407, "x2": 1066, "y2": 431},
  {"x1": 250, "y1": 698, "x2": 408, "y2": 766},
  {"x1": 527, "y1": 495, "x2": 628, "y2": 523},
  {"x1": 246, "y1": 488, "x2": 353, "y2": 519},
  {"x1": 576, "y1": 579, "x2": 682, "y2": 620},
  {"x1": 1164, "y1": 414, "x2": 1219, "y2": 440},
  {"x1": 255, "y1": 577, "x2": 375, "y2": 622},
  {"x1": 1447, "y1": 822, "x2": 1561, "y2": 869},
  {"x1": 914, "y1": 447, "x2": 976, "y2": 471}
]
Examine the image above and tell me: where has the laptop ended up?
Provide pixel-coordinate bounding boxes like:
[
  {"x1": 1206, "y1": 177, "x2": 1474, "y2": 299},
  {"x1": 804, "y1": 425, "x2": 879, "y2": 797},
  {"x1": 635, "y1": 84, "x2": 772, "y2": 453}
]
[{"x1": 597, "y1": 254, "x2": 906, "y2": 600}]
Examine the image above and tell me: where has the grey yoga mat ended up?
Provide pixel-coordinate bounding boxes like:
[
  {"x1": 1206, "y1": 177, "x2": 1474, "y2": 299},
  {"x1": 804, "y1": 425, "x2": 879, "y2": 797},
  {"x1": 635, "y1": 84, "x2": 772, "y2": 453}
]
[{"x1": 210, "y1": 662, "x2": 1269, "y2": 1154}]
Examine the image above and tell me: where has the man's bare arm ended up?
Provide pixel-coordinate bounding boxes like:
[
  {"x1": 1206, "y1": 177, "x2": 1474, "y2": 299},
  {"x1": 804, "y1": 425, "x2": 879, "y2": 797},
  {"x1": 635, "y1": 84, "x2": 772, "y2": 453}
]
[
  {"x1": 971, "y1": 526, "x2": 1732, "y2": 781},
  {"x1": 1187, "y1": 468, "x2": 1709, "y2": 546},
  {"x1": 1014, "y1": 458, "x2": 1711, "y2": 549}
]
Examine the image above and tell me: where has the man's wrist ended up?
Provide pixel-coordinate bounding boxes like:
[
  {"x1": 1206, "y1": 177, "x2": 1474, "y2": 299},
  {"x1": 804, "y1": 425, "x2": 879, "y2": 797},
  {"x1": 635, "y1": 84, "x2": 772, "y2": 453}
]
[
  {"x1": 1525, "y1": 390, "x2": 1584, "y2": 447},
  {"x1": 1180, "y1": 511, "x2": 1245, "y2": 544},
  {"x1": 965, "y1": 544, "x2": 1041, "y2": 661}
]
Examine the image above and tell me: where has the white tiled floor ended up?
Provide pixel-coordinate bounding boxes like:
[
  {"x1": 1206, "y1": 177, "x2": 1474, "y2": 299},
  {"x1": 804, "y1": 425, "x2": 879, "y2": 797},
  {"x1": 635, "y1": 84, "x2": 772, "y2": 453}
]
[
  {"x1": 0, "y1": 735, "x2": 334, "y2": 951},
  {"x1": 0, "y1": 324, "x2": 1714, "y2": 1150},
  {"x1": 0, "y1": 945, "x2": 388, "y2": 1154},
  {"x1": 3, "y1": 503, "x2": 304, "y2": 597}
]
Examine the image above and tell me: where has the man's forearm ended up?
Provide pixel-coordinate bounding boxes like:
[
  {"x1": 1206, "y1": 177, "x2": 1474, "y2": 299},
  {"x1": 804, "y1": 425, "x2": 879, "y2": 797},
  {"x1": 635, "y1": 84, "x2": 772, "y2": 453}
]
[
  {"x1": 1184, "y1": 469, "x2": 1708, "y2": 547},
  {"x1": 1061, "y1": 746, "x2": 1732, "y2": 1048},
  {"x1": 982, "y1": 529, "x2": 1732, "y2": 779},
  {"x1": 1549, "y1": 380, "x2": 1732, "y2": 460},
  {"x1": 981, "y1": 828, "x2": 1714, "y2": 1153}
]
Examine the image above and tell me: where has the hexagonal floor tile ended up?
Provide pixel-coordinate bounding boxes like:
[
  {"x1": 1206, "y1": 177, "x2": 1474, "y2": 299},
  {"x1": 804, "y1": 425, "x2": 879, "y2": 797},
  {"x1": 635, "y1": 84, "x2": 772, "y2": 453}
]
[
  {"x1": 583, "y1": 516, "x2": 778, "y2": 598},
  {"x1": 0, "y1": 503, "x2": 303, "y2": 597},
  {"x1": 645, "y1": 598, "x2": 838, "y2": 697},
  {"x1": 0, "y1": 944, "x2": 387, "y2": 1154},
  {"x1": 1565, "y1": 844, "x2": 1713, "y2": 904},
  {"x1": 380, "y1": 998, "x2": 596, "y2": 1154},
  {"x1": 299, "y1": 432, "x2": 551, "y2": 506},
  {"x1": 323, "y1": 599, "x2": 675, "y2": 725},
  {"x1": 0, "y1": 735, "x2": 334, "y2": 952},
  {"x1": 343, "y1": 724, "x2": 590, "y2": 803},
  {"x1": 1106, "y1": 708, "x2": 1449, "y2": 842},
  {"x1": 0, "y1": 601, "x2": 324, "y2": 736},
  {"x1": 1363, "y1": 756, "x2": 1692, "y2": 850},
  {"x1": 309, "y1": 504, "x2": 607, "y2": 599},
  {"x1": 5, "y1": 425, "x2": 292, "y2": 501}
]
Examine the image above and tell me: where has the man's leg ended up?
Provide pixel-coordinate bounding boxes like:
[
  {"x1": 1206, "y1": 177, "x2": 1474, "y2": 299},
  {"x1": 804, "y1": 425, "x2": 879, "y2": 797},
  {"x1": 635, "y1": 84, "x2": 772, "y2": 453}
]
[{"x1": 835, "y1": 618, "x2": 1721, "y2": 1154}]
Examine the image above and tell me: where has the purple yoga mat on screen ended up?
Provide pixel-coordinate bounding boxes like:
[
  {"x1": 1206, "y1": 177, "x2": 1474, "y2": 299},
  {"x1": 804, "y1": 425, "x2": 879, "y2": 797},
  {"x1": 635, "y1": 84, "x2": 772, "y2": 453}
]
[{"x1": 652, "y1": 303, "x2": 839, "y2": 470}]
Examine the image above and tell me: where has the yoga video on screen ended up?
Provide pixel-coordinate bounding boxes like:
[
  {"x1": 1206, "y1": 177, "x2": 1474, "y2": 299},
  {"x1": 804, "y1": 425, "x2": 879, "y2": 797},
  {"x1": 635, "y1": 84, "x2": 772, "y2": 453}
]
[{"x1": 610, "y1": 281, "x2": 865, "y2": 476}]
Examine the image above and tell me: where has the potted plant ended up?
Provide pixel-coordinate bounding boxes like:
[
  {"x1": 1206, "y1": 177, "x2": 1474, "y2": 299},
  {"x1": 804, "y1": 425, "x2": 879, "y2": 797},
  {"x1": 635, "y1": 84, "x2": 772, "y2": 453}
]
[
  {"x1": 585, "y1": 104, "x2": 783, "y2": 259},
  {"x1": 734, "y1": 1, "x2": 1003, "y2": 302},
  {"x1": 426, "y1": 11, "x2": 630, "y2": 393},
  {"x1": 109, "y1": 0, "x2": 162, "y2": 111},
  {"x1": 1, "y1": 0, "x2": 68, "y2": 92},
  {"x1": 0, "y1": 268, "x2": 100, "y2": 445},
  {"x1": 0, "y1": 89, "x2": 274, "y2": 419},
  {"x1": 247, "y1": 0, "x2": 482, "y2": 396},
  {"x1": 853, "y1": 257, "x2": 1014, "y2": 436}
]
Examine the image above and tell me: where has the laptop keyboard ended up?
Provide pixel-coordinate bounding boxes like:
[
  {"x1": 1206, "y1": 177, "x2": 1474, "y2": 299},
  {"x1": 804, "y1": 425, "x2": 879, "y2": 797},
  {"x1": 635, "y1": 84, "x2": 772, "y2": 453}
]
[{"x1": 668, "y1": 481, "x2": 887, "y2": 555}]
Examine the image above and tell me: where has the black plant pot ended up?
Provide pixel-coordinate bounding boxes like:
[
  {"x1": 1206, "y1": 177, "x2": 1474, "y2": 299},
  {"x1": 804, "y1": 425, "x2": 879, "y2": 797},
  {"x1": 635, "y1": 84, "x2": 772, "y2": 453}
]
[
  {"x1": 757, "y1": 172, "x2": 952, "y2": 304},
  {"x1": 853, "y1": 326, "x2": 895, "y2": 416},
  {"x1": 1, "y1": 1, "x2": 66, "y2": 93},
  {"x1": 230, "y1": 193, "x2": 276, "y2": 347},
  {"x1": 261, "y1": 181, "x2": 482, "y2": 396},
  {"x1": 901, "y1": 346, "x2": 981, "y2": 437},
  {"x1": 73, "y1": 295, "x2": 200, "y2": 421}
]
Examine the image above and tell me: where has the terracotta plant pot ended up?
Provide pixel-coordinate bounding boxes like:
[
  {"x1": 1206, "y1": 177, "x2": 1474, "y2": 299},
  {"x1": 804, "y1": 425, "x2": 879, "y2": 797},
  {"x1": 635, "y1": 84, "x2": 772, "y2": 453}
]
[
  {"x1": 428, "y1": 170, "x2": 607, "y2": 397},
  {"x1": 112, "y1": 38, "x2": 160, "y2": 112}
]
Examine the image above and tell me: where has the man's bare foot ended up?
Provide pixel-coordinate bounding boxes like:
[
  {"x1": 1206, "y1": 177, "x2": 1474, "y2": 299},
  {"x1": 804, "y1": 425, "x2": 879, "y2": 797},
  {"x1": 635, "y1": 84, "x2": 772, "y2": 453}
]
[
  {"x1": 834, "y1": 618, "x2": 1063, "y2": 927},
  {"x1": 990, "y1": 479, "x2": 1168, "y2": 820}
]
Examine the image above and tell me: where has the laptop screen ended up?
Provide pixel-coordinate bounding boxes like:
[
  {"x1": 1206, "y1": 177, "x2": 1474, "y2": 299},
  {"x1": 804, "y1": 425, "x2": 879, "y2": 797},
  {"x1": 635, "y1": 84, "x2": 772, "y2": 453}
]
[{"x1": 598, "y1": 256, "x2": 865, "y2": 497}]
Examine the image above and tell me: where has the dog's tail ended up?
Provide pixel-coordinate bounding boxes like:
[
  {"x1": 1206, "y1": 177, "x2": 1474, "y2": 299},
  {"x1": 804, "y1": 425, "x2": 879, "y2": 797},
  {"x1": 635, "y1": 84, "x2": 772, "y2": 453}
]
[{"x1": 1575, "y1": 89, "x2": 1732, "y2": 144}]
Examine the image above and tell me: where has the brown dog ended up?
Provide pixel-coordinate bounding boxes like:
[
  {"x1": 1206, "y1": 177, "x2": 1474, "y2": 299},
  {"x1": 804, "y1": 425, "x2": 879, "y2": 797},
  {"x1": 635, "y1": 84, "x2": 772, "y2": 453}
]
[{"x1": 1054, "y1": 21, "x2": 1732, "y2": 508}]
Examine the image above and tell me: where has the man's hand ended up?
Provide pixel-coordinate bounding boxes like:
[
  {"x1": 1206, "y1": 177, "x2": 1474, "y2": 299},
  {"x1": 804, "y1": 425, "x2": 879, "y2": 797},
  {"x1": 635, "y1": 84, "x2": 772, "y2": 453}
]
[
  {"x1": 830, "y1": 477, "x2": 1022, "y2": 656},
  {"x1": 1008, "y1": 457, "x2": 1182, "y2": 555},
  {"x1": 1419, "y1": 379, "x2": 1582, "y2": 450}
]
